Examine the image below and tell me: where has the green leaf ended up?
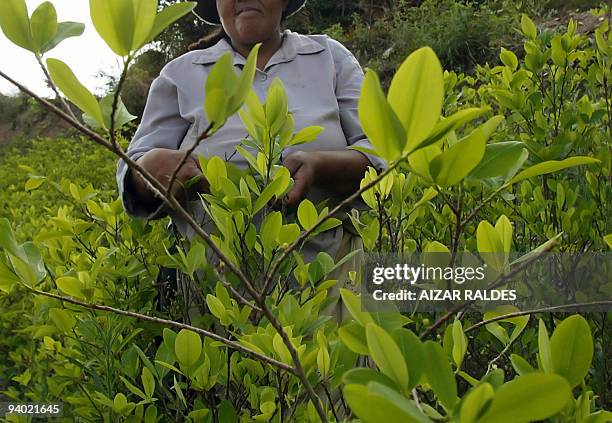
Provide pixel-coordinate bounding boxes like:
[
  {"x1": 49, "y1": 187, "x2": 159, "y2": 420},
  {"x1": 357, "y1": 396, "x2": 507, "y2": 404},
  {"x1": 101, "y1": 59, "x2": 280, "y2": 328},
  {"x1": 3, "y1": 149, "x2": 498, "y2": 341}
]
[
  {"x1": 452, "y1": 320, "x2": 467, "y2": 368},
  {"x1": 260, "y1": 211, "x2": 282, "y2": 252},
  {"x1": 550, "y1": 315, "x2": 593, "y2": 387},
  {"x1": 510, "y1": 157, "x2": 600, "y2": 184},
  {"x1": 0, "y1": 260, "x2": 20, "y2": 294},
  {"x1": 206, "y1": 295, "x2": 226, "y2": 321},
  {"x1": 423, "y1": 341, "x2": 457, "y2": 411},
  {"x1": 272, "y1": 333, "x2": 293, "y2": 365},
  {"x1": 30, "y1": 2, "x2": 57, "y2": 54},
  {"x1": 538, "y1": 319, "x2": 553, "y2": 373},
  {"x1": 144, "y1": 2, "x2": 196, "y2": 44},
  {"x1": 510, "y1": 354, "x2": 534, "y2": 376},
  {"x1": 343, "y1": 368, "x2": 398, "y2": 390},
  {"x1": 460, "y1": 382, "x2": 494, "y2": 423},
  {"x1": 41, "y1": 21, "x2": 85, "y2": 53},
  {"x1": 495, "y1": 215, "x2": 513, "y2": 254},
  {"x1": 130, "y1": 0, "x2": 157, "y2": 51},
  {"x1": 56, "y1": 276, "x2": 85, "y2": 299},
  {"x1": 205, "y1": 88, "x2": 230, "y2": 131},
  {"x1": 265, "y1": 78, "x2": 288, "y2": 135},
  {"x1": 604, "y1": 234, "x2": 612, "y2": 249},
  {"x1": 289, "y1": 126, "x2": 324, "y2": 146},
  {"x1": 25, "y1": 176, "x2": 46, "y2": 191},
  {"x1": 0, "y1": 219, "x2": 25, "y2": 260},
  {"x1": 469, "y1": 142, "x2": 528, "y2": 181},
  {"x1": 205, "y1": 156, "x2": 227, "y2": 191},
  {"x1": 521, "y1": 14, "x2": 537, "y2": 39},
  {"x1": 500, "y1": 48, "x2": 518, "y2": 70},
  {"x1": 229, "y1": 43, "x2": 261, "y2": 114},
  {"x1": 47, "y1": 58, "x2": 104, "y2": 128},
  {"x1": 478, "y1": 374, "x2": 572, "y2": 423},
  {"x1": 366, "y1": 323, "x2": 409, "y2": 389},
  {"x1": 89, "y1": 0, "x2": 134, "y2": 56},
  {"x1": 141, "y1": 367, "x2": 155, "y2": 398},
  {"x1": 48, "y1": 308, "x2": 75, "y2": 332},
  {"x1": 417, "y1": 108, "x2": 488, "y2": 152},
  {"x1": 297, "y1": 199, "x2": 318, "y2": 230},
  {"x1": 388, "y1": 47, "x2": 444, "y2": 152},
  {"x1": 0, "y1": 0, "x2": 34, "y2": 51},
  {"x1": 344, "y1": 383, "x2": 432, "y2": 423},
  {"x1": 340, "y1": 288, "x2": 374, "y2": 327},
  {"x1": 175, "y1": 329, "x2": 202, "y2": 368},
  {"x1": 338, "y1": 322, "x2": 369, "y2": 355},
  {"x1": 477, "y1": 220, "x2": 505, "y2": 271},
  {"x1": 253, "y1": 167, "x2": 290, "y2": 213},
  {"x1": 358, "y1": 70, "x2": 406, "y2": 161},
  {"x1": 429, "y1": 126, "x2": 486, "y2": 187},
  {"x1": 83, "y1": 94, "x2": 136, "y2": 131},
  {"x1": 393, "y1": 328, "x2": 425, "y2": 390}
]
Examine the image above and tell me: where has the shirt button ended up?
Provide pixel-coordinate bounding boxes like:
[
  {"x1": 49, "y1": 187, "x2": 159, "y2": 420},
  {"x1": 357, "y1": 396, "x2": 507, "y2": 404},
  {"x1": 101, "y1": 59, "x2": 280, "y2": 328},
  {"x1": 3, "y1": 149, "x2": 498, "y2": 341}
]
[{"x1": 260, "y1": 74, "x2": 268, "y2": 81}]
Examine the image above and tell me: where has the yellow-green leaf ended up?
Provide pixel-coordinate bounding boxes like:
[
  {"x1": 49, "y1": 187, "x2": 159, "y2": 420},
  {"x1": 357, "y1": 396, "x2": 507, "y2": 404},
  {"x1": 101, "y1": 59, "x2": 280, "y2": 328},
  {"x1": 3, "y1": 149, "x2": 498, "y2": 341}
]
[
  {"x1": 388, "y1": 47, "x2": 444, "y2": 152},
  {"x1": 0, "y1": 0, "x2": 34, "y2": 51},
  {"x1": 30, "y1": 2, "x2": 57, "y2": 53},
  {"x1": 46, "y1": 58, "x2": 105, "y2": 128},
  {"x1": 359, "y1": 70, "x2": 406, "y2": 161},
  {"x1": 510, "y1": 157, "x2": 600, "y2": 184},
  {"x1": 478, "y1": 374, "x2": 571, "y2": 423},
  {"x1": 89, "y1": 0, "x2": 134, "y2": 56},
  {"x1": 174, "y1": 329, "x2": 202, "y2": 368},
  {"x1": 366, "y1": 323, "x2": 409, "y2": 389}
]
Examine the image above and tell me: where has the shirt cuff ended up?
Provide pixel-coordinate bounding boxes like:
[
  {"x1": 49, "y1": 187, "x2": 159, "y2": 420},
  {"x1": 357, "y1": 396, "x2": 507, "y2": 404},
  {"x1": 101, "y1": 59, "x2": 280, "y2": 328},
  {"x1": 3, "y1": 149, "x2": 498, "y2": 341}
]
[{"x1": 118, "y1": 157, "x2": 168, "y2": 220}]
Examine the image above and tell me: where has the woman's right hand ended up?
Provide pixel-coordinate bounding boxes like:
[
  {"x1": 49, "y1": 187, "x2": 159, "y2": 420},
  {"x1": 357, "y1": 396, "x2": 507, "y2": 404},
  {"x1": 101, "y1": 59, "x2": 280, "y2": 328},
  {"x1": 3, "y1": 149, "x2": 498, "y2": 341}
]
[{"x1": 128, "y1": 148, "x2": 209, "y2": 209}]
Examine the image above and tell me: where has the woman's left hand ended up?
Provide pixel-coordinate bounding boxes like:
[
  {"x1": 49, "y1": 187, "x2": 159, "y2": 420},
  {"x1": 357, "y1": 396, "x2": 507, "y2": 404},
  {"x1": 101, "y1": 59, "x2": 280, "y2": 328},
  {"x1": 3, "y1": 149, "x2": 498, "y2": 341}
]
[{"x1": 281, "y1": 151, "x2": 319, "y2": 207}]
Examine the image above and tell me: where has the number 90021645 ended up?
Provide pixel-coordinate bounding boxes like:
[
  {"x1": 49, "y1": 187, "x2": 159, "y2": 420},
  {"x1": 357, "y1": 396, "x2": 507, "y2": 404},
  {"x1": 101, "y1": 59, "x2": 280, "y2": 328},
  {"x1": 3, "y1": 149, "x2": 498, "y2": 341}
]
[{"x1": 1, "y1": 403, "x2": 63, "y2": 417}]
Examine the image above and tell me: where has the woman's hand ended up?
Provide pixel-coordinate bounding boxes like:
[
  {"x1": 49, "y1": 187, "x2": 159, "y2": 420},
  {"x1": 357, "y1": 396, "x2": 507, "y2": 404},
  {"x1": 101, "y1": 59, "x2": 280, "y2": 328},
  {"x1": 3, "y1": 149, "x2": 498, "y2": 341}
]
[
  {"x1": 281, "y1": 151, "x2": 319, "y2": 207},
  {"x1": 281, "y1": 150, "x2": 371, "y2": 207},
  {"x1": 129, "y1": 148, "x2": 209, "y2": 209}
]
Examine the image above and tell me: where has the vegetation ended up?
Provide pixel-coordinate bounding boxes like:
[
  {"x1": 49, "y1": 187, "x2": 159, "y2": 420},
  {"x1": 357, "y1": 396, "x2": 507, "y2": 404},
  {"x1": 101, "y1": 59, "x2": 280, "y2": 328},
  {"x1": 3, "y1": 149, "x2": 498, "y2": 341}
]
[{"x1": 0, "y1": 1, "x2": 610, "y2": 423}]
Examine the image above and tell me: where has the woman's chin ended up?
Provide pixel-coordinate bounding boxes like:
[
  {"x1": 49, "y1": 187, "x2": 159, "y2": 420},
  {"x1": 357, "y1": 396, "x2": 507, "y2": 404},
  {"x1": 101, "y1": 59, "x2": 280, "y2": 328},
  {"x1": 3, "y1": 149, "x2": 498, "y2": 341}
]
[{"x1": 234, "y1": 26, "x2": 274, "y2": 45}]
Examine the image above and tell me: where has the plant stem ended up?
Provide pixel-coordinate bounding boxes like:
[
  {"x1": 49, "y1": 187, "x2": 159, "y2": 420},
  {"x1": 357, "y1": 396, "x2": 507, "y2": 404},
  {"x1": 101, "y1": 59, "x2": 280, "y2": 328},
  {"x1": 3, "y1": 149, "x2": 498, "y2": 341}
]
[
  {"x1": 34, "y1": 53, "x2": 78, "y2": 121},
  {"x1": 464, "y1": 301, "x2": 612, "y2": 333},
  {"x1": 26, "y1": 285, "x2": 293, "y2": 372},
  {"x1": 109, "y1": 56, "x2": 133, "y2": 146}
]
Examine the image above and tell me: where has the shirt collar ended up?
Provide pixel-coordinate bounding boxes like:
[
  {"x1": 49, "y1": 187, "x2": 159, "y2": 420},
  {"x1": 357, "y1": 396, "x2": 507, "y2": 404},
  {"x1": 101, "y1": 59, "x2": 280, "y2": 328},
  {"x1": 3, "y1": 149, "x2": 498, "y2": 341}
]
[{"x1": 192, "y1": 30, "x2": 325, "y2": 68}]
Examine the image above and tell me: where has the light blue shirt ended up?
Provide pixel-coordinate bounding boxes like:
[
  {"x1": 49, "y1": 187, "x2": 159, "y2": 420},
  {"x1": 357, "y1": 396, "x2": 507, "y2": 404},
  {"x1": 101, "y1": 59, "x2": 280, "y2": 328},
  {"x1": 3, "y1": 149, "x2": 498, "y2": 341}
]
[{"x1": 117, "y1": 30, "x2": 385, "y2": 260}]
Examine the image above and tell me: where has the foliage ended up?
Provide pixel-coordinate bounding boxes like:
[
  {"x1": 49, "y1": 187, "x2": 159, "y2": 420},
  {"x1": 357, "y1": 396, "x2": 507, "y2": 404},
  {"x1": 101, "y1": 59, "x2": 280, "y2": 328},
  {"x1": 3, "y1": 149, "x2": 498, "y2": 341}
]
[{"x1": 0, "y1": 1, "x2": 611, "y2": 422}]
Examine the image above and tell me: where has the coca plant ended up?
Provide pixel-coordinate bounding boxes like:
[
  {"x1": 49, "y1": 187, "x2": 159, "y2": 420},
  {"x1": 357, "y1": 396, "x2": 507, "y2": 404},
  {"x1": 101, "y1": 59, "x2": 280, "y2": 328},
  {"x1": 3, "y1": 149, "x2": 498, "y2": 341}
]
[{"x1": 0, "y1": 0, "x2": 610, "y2": 422}]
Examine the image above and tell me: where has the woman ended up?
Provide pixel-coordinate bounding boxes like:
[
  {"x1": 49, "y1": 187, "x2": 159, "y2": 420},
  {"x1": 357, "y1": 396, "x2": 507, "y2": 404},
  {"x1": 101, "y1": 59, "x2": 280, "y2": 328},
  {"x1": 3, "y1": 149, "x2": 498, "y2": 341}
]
[{"x1": 116, "y1": 0, "x2": 385, "y2": 305}]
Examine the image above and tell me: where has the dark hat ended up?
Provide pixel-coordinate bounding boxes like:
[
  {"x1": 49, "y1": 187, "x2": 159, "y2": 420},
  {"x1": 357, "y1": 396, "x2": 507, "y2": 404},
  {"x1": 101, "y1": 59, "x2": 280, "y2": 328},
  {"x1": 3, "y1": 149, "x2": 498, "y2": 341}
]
[{"x1": 194, "y1": 0, "x2": 307, "y2": 25}]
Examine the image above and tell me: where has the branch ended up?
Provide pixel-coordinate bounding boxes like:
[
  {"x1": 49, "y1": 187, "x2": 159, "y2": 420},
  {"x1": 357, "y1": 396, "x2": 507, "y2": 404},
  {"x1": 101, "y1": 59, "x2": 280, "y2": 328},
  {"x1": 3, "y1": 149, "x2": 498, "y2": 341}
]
[
  {"x1": 26, "y1": 286, "x2": 294, "y2": 373},
  {"x1": 109, "y1": 56, "x2": 133, "y2": 146},
  {"x1": 166, "y1": 121, "x2": 214, "y2": 197},
  {"x1": 464, "y1": 301, "x2": 612, "y2": 334},
  {"x1": 34, "y1": 54, "x2": 78, "y2": 121}
]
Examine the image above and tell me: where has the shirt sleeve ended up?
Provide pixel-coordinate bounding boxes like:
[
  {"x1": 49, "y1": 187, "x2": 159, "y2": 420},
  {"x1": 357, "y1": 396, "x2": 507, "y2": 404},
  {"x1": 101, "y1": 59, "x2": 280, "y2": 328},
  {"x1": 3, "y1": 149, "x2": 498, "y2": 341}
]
[
  {"x1": 329, "y1": 38, "x2": 387, "y2": 173},
  {"x1": 116, "y1": 67, "x2": 191, "y2": 219}
]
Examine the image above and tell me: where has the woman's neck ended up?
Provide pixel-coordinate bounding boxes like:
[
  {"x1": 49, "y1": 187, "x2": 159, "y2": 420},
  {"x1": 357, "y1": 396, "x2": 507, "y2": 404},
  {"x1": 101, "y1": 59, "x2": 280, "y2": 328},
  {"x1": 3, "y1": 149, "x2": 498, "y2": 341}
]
[{"x1": 232, "y1": 30, "x2": 284, "y2": 70}]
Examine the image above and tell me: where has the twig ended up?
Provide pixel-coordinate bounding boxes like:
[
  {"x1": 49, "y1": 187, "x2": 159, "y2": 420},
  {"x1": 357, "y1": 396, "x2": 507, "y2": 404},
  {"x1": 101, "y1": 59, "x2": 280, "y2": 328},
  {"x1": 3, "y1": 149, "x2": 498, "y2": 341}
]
[
  {"x1": 464, "y1": 301, "x2": 612, "y2": 333},
  {"x1": 109, "y1": 56, "x2": 133, "y2": 146},
  {"x1": 34, "y1": 53, "x2": 78, "y2": 121},
  {"x1": 166, "y1": 121, "x2": 214, "y2": 197},
  {"x1": 26, "y1": 286, "x2": 293, "y2": 372}
]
